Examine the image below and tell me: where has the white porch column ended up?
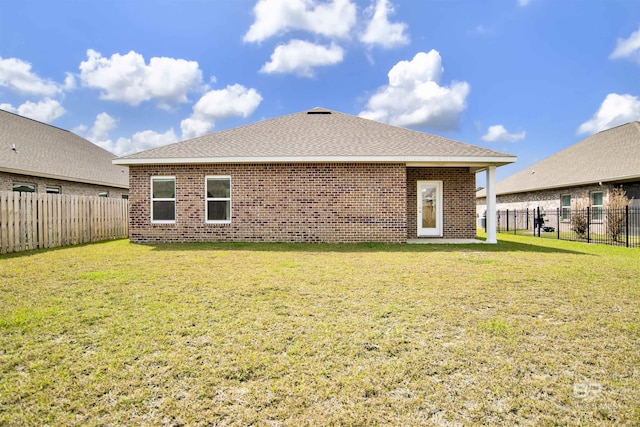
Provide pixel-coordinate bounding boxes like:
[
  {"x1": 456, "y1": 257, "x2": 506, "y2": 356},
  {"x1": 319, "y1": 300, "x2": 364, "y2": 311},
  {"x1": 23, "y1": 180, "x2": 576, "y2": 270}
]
[{"x1": 485, "y1": 166, "x2": 497, "y2": 244}]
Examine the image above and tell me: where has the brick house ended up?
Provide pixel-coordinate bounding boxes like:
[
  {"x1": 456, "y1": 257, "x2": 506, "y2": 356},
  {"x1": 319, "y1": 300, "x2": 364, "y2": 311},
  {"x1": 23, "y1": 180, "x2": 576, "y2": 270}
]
[
  {"x1": 115, "y1": 108, "x2": 515, "y2": 244},
  {"x1": 476, "y1": 121, "x2": 640, "y2": 217},
  {"x1": 0, "y1": 109, "x2": 128, "y2": 198}
]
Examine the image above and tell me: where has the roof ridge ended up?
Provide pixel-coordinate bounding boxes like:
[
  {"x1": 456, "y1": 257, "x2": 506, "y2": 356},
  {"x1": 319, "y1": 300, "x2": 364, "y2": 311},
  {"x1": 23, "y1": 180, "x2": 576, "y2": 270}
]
[
  {"x1": 0, "y1": 108, "x2": 75, "y2": 136},
  {"x1": 122, "y1": 107, "x2": 512, "y2": 160},
  {"x1": 120, "y1": 107, "x2": 335, "y2": 158},
  {"x1": 196, "y1": 107, "x2": 330, "y2": 139},
  {"x1": 0, "y1": 108, "x2": 127, "y2": 188},
  {"x1": 0, "y1": 108, "x2": 120, "y2": 158},
  {"x1": 350, "y1": 111, "x2": 515, "y2": 158},
  {"x1": 592, "y1": 120, "x2": 639, "y2": 136}
]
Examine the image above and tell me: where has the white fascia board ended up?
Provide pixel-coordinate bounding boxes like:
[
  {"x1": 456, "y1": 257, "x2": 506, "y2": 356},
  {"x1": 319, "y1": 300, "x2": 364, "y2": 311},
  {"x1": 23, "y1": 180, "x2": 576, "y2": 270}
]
[{"x1": 113, "y1": 155, "x2": 517, "y2": 166}]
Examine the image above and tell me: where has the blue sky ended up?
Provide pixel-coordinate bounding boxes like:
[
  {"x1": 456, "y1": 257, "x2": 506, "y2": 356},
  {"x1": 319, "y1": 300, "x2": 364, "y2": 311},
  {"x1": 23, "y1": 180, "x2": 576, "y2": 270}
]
[{"x1": 1, "y1": 0, "x2": 639, "y2": 183}]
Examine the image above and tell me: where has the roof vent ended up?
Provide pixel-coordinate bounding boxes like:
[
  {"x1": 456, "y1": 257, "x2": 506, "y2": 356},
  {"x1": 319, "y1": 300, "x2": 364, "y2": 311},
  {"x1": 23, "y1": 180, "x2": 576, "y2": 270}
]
[{"x1": 307, "y1": 111, "x2": 331, "y2": 115}]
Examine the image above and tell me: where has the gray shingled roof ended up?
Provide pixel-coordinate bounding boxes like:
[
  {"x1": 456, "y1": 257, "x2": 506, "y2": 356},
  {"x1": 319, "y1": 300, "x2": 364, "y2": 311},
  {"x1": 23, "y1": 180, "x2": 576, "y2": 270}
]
[
  {"x1": 0, "y1": 109, "x2": 128, "y2": 188},
  {"x1": 115, "y1": 108, "x2": 515, "y2": 165},
  {"x1": 477, "y1": 121, "x2": 640, "y2": 198}
]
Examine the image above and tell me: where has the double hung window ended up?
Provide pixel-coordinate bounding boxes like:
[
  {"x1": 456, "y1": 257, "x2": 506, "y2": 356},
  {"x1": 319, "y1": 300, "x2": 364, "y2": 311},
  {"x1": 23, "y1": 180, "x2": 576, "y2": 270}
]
[
  {"x1": 206, "y1": 176, "x2": 231, "y2": 223},
  {"x1": 561, "y1": 195, "x2": 571, "y2": 220},
  {"x1": 151, "y1": 176, "x2": 176, "y2": 223},
  {"x1": 591, "y1": 191, "x2": 603, "y2": 221}
]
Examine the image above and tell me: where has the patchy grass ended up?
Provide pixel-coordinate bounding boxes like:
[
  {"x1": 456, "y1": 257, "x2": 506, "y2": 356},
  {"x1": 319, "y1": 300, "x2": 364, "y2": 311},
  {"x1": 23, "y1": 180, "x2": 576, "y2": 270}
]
[{"x1": 0, "y1": 235, "x2": 638, "y2": 426}]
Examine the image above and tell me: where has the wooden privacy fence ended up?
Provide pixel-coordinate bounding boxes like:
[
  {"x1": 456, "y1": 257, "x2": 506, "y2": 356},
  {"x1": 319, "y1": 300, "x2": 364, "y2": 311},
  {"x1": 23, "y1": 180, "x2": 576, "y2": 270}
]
[{"x1": 0, "y1": 191, "x2": 129, "y2": 254}]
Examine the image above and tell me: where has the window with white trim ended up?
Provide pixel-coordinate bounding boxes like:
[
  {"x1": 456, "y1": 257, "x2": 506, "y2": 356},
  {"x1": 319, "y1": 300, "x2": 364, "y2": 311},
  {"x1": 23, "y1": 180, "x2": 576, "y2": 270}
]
[
  {"x1": 591, "y1": 191, "x2": 603, "y2": 221},
  {"x1": 205, "y1": 176, "x2": 231, "y2": 223},
  {"x1": 13, "y1": 183, "x2": 35, "y2": 193},
  {"x1": 46, "y1": 186, "x2": 61, "y2": 194},
  {"x1": 561, "y1": 194, "x2": 571, "y2": 220},
  {"x1": 151, "y1": 176, "x2": 176, "y2": 223}
]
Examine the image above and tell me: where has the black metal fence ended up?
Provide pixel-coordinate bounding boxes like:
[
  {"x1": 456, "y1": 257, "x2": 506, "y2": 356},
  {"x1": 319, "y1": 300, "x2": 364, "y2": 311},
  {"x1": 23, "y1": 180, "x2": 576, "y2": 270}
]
[{"x1": 488, "y1": 207, "x2": 640, "y2": 248}]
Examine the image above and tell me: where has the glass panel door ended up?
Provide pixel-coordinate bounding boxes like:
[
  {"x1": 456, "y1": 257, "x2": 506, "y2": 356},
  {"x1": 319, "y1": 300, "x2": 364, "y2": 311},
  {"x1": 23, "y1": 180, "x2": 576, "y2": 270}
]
[{"x1": 417, "y1": 181, "x2": 443, "y2": 237}]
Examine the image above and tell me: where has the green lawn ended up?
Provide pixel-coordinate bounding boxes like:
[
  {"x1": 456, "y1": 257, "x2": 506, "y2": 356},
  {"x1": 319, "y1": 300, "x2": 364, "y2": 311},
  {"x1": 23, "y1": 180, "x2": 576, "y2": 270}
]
[{"x1": 1, "y1": 235, "x2": 638, "y2": 426}]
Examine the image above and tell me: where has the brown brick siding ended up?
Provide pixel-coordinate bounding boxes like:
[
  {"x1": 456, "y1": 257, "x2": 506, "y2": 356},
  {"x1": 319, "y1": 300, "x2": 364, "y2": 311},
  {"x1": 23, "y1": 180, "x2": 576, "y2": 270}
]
[
  {"x1": 129, "y1": 163, "x2": 408, "y2": 243},
  {"x1": 0, "y1": 171, "x2": 128, "y2": 198},
  {"x1": 476, "y1": 183, "x2": 614, "y2": 215},
  {"x1": 128, "y1": 164, "x2": 477, "y2": 243},
  {"x1": 407, "y1": 167, "x2": 476, "y2": 239}
]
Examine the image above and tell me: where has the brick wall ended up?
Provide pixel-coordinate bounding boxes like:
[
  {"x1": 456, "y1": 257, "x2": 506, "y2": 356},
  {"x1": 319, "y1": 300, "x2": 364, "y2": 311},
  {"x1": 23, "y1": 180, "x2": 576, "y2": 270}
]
[
  {"x1": 476, "y1": 183, "x2": 613, "y2": 216},
  {"x1": 129, "y1": 163, "x2": 408, "y2": 244},
  {"x1": 0, "y1": 171, "x2": 128, "y2": 198},
  {"x1": 407, "y1": 167, "x2": 476, "y2": 239}
]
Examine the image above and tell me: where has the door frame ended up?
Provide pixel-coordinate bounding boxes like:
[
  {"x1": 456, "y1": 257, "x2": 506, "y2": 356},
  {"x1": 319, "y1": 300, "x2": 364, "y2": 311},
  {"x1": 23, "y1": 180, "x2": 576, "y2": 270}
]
[{"x1": 417, "y1": 180, "x2": 443, "y2": 237}]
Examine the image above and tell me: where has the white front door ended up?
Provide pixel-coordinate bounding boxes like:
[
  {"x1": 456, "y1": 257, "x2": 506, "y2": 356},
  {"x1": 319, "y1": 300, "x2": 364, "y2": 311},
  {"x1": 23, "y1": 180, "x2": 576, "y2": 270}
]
[{"x1": 417, "y1": 181, "x2": 443, "y2": 237}]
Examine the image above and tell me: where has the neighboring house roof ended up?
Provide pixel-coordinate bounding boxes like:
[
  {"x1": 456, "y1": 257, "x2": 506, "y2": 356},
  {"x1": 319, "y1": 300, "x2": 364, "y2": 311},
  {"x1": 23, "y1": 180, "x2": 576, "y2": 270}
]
[
  {"x1": 0, "y1": 109, "x2": 128, "y2": 189},
  {"x1": 477, "y1": 121, "x2": 640, "y2": 198},
  {"x1": 115, "y1": 107, "x2": 515, "y2": 169}
]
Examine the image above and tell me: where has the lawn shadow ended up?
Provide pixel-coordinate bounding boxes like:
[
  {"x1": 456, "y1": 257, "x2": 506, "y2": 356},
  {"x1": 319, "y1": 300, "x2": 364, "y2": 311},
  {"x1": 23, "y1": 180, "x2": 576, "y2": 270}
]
[
  {"x1": 0, "y1": 238, "x2": 593, "y2": 260},
  {"x1": 145, "y1": 238, "x2": 590, "y2": 255},
  {"x1": 0, "y1": 238, "x2": 129, "y2": 260}
]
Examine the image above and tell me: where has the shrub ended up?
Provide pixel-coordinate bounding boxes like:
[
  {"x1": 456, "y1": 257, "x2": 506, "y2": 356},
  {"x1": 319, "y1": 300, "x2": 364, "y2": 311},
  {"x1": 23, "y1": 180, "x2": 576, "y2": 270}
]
[
  {"x1": 571, "y1": 200, "x2": 588, "y2": 238},
  {"x1": 606, "y1": 187, "x2": 630, "y2": 242}
]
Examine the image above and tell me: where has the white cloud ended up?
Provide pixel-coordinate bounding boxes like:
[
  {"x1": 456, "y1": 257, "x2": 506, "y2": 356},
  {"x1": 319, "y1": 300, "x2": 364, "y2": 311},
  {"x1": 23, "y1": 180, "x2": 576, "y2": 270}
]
[
  {"x1": 81, "y1": 111, "x2": 178, "y2": 155},
  {"x1": 1, "y1": 98, "x2": 66, "y2": 123},
  {"x1": 0, "y1": 103, "x2": 16, "y2": 113},
  {"x1": 190, "y1": 84, "x2": 262, "y2": 120},
  {"x1": 481, "y1": 125, "x2": 526, "y2": 142},
  {"x1": 577, "y1": 93, "x2": 640, "y2": 135},
  {"x1": 81, "y1": 112, "x2": 117, "y2": 152},
  {"x1": 181, "y1": 84, "x2": 263, "y2": 139},
  {"x1": 87, "y1": 112, "x2": 118, "y2": 144},
  {"x1": 20, "y1": 99, "x2": 65, "y2": 123},
  {"x1": 113, "y1": 129, "x2": 178, "y2": 156},
  {"x1": 243, "y1": 0, "x2": 356, "y2": 43},
  {"x1": 78, "y1": 49, "x2": 204, "y2": 108},
  {"x1": 180, "y1": 118, "x2": 214, "y2": 140},
  {"x1": 72, "y1": 124, "x2": 88, "y2": 135},
  {"x1": 260, "y1": 40, "x2": 344, "y2": 77},
  {"x1": 63, "y1": 73, "x2": 76, "y2": 90},
  {"x1": 0, "y1": 57, "x2": 63, "y2": 96},
  {"x1": 359, "y1": 50, "x2": 470, "y2": 130},
  {"x1": 360, "y1": 0, "x2": 409, "y2": 49},
  {"x1": 610, "y1": 27, "x2": 640, "y2": 64}
]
